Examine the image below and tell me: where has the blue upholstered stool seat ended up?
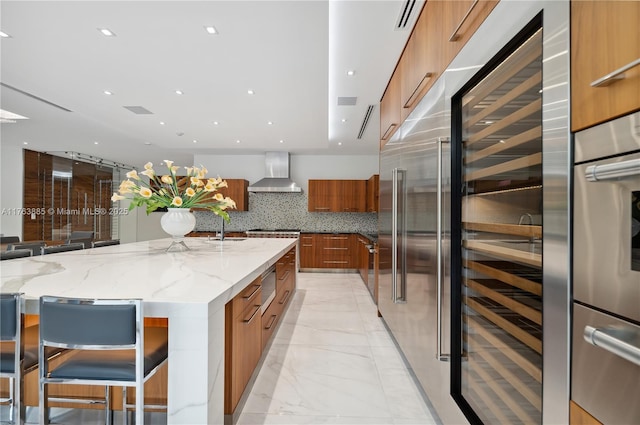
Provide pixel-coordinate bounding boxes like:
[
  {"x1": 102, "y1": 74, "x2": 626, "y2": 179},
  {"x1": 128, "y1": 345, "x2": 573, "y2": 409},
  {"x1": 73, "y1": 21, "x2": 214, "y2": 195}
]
[{"x1": 46, "y1": 327, "x2": 168, "y2": 381}]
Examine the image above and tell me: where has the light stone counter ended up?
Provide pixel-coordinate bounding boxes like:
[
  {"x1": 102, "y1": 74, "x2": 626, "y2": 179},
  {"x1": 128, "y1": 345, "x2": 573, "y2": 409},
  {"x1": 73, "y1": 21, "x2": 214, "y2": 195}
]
[{"x1": 0, "y1": 237, "x2": 298, "y2": 424}]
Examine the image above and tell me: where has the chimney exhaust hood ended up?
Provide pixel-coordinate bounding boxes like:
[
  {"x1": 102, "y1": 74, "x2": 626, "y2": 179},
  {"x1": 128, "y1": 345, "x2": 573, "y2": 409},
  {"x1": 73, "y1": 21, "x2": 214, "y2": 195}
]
[{"x1": 248, "y1": 152, "x2": 302, "y2": 192}]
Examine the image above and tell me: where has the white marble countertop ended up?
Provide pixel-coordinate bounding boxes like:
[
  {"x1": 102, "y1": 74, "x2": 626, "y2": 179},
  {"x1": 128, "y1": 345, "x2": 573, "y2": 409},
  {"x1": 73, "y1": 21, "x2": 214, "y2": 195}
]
[
  {"x1": 1, "y1": 237, "x2": 297, "y2": 316},
  {"x1": 0, "y1": 236, "x2": 299, "y2": 424}
]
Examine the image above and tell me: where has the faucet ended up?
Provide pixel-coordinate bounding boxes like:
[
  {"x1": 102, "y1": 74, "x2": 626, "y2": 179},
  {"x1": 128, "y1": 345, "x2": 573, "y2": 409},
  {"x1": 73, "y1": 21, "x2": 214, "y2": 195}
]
[
  {"x1": 219, "y1": 215, "x2": 225, "y2": 241},
  {"x1": 518, "y1": 213, "x2": 533, "y2": 225}
]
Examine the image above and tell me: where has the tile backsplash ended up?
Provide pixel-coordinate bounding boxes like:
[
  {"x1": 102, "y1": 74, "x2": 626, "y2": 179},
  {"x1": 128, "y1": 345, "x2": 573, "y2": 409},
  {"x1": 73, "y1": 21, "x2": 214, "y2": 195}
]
[{"x1": 194, "y1": 192, "x2": 377, "y2": 233}]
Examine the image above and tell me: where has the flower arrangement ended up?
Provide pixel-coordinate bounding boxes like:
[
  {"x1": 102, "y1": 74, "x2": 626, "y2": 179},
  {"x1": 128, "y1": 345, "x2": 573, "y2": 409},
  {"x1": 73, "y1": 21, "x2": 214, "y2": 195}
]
[{"x1": 111, "y1": 160, "x2": 236, "y2": 221}]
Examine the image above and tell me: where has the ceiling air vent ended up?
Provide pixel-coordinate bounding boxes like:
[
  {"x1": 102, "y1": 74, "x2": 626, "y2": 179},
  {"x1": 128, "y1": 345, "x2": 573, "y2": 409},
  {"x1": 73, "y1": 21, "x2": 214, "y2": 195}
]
[
  {"x1": 123, "y1": 106, "x2": 154, "y2": 115},
  {"x1": 396, "y1": 0, "x2": 417, "y2": 29},
  {"x1": 337, "y1": 96, "x2": 357, "y2": 106},
  {"x1": 358, "y1": 105, "x2": 375, "y2": 139},
  {"x1": 1, "y1": 83, "x2": 72, "y2": 112}
]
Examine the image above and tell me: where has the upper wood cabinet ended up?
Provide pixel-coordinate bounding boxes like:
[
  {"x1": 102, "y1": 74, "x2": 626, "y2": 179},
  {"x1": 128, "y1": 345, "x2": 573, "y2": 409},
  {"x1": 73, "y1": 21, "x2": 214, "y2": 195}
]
[
  {"x1": 216, "y1": 179, "x2": 249, "y2": 211},
  {"x1": 366, "y1": 174, "x2": 379, "y2": 213},
  {"x1": 308, "y1": 179, "x2": 366, "y2": 212},
  {"x1": 380, "y1": 0, "x2": 497, "y2": 149},
  {"x1": 380, "y1": 68, "x2": 402, "y2": 148},
  {"x1": 399, "y1": 0, "x2": 443, "y2": 121},
  {"x1": 179, "y1": 178, "x2": 249, "y2": 211},
  {"x1": 571, "y1": 0, "x2": 640, "y2": 131},
  {"x1": 442, "y1": 0, "x2": 499, "y2": 67}
]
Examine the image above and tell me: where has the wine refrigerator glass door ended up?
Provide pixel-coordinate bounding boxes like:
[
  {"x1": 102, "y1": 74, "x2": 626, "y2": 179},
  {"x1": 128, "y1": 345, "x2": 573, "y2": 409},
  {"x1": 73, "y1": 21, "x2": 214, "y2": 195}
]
[{"x1": 452, "y1": 22, "x2": 543, "y2": 424}]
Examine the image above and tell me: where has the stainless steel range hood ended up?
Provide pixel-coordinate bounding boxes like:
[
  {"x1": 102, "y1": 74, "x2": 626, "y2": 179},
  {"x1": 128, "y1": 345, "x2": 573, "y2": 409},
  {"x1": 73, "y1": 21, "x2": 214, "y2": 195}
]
[{"x1": 248, "y1": 151, "x2": 302, "y2": 192}]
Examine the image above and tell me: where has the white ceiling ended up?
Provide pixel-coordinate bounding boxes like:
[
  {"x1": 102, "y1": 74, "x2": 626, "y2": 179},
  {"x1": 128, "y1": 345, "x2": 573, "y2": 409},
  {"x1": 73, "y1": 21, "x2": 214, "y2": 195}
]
[{"x1": 0, "y1": 0, "x2": 421, "y2": 168}]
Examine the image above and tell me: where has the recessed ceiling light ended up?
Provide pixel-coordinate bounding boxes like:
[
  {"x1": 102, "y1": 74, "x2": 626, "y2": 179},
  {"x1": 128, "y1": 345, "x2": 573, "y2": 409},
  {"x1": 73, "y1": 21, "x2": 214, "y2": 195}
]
[
  {"x1": 193, "y1": 140, "x2": 198, "y2": 144},
  {"x1": 338, "y1": 142, "x2": 342, "y2": 146},
  {"x1": 236, "y1": 140, "x2": 241, "y2": 144},
  {"x1": 279, "y1": 140, "x2": 284, "y2": 144},
  {"x1": 341, "y1": 118, "x2": 347, "y2": 123},
  {"x1": 347, "y1": 70, "x2": 355, "y2": 76},
  {"x1": 94, "y1": 141, "x2": 99, "y2": 145},
  {"x1": 144, "y1": 142, "x2": 152, "y2": 145},
  {"x1": 247, "y1": 89, "x2": 254, "y2": 95},
  {"x1": 0, "y1": 31, "x2": 11, "y2": 38},
  {"x1": 175, "y1": 90, "x2": 183, "y2": 95},
  {"x1": 204, "y1": 26, "x2": 218, "y2": 35},
  {"x1": 159, "y1": 121, "x2": 165, "y2": 125},
  {"x1": 213, "y1": 121, "x2": 219, "y2": 125},
  {"x1": 23, "y1": 141, "x2": 28, "y2": 145},
  {"x1": 98, "y1": 28, "x2": 116, "y2": 37},
  {"x1": 267, "y1": 121, "x2": 273, "y2": 125},
  {"x1": 103, "y1": 90, "x2": 113, "y2": 95}
]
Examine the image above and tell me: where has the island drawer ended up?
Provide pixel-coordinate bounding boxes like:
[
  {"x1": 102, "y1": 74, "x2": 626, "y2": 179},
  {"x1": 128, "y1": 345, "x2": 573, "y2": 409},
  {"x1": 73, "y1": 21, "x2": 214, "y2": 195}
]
[{"x1": 231, "y1": 276, "x2": 262, "y2": 316}]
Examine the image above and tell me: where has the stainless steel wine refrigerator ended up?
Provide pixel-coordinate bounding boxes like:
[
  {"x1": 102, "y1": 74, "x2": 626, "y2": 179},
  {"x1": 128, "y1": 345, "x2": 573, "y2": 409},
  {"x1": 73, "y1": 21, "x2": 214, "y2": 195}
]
[{"x1": 378, "y1": 1, "x2": 571, "y2": 424}]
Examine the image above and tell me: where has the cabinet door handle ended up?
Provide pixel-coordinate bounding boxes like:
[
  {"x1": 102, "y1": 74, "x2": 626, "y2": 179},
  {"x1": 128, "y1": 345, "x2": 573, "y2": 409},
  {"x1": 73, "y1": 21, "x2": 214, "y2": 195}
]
[
  {"x1": 449, "y1": 0, "x2": 479, "y2": 42},
  {"x1": 314, "y1": 207, "x2": 330, "y2": 211},
  {"x1": 403, "y1": 72, "x2": 433, "y2": 109},
  {"x1": 382, "y1": 123, "x2": 397, "y2": 141},
  {"x1": 242, "y1": 284, "x2": 261, "y2": 301},
  {"x1": 243, "y1": 305, "x2": 261, "y2": 324},
  {"x1": 279, "y1": 290, "x2": 291, "y2": 305},
  {"x1": 264, "y1": 314, "x2": 277, "y2": 330},
  {"x1": 279, "y1": 270, "x2": 290, "y2": 281},
  {"x1": 584, "y1": 325, "x2": 640, "y2": 367},
  {"x1": 585, "y1": 158, "x2": 640, "y2": 181},
  {"x1": 591, "y1": 58, "x2": 640, "y2": 87}
]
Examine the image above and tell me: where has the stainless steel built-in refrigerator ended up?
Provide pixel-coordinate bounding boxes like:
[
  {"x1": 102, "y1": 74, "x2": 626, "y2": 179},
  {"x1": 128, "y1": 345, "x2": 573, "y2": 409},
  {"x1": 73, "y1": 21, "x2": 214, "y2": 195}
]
[{"x1": 378, "y1": 79, "x2": 467, "y2": 425}]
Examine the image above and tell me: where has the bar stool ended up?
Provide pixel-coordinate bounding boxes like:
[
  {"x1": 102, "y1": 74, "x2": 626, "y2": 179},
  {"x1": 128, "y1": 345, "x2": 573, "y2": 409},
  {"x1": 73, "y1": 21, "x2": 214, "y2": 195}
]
[
  {"x1": 91, "y1": 240, "x2": 120, "y2": 248},
  {"x1": 1, "y1": 249, "x2": 32, "y2": 261},
  {"x1": 38, "y1": 296, "x2": 168, "y2": 425},
  {"x1": 0, "y1": 293, "x2": 25, "y2": 424},
  {"x1": 41, "y1": 243, "x2": 84, "y2": 255}
]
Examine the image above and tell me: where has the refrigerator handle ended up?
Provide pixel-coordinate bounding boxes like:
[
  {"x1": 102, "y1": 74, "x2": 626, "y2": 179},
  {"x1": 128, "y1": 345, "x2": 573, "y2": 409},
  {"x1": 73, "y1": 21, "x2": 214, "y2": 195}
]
[
  {"x1": 437, "y1": 137, "x2": 450, "y2": 361},
  {"x1": 391, "y1": 167, "x2": 407, "y2": 304}
]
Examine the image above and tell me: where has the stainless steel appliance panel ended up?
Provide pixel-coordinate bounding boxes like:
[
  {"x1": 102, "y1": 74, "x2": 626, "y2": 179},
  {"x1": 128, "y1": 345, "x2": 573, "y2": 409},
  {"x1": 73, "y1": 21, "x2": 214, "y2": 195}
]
[
  {"x1": 379, "y1": 77, "x2": 465, "y2": 424},
  {"x1": 574, "y1": 148, "x2": 640, "y2": 323},
  {"x1": 572, "y1": 303, "x2": 640, "y2": 424}
]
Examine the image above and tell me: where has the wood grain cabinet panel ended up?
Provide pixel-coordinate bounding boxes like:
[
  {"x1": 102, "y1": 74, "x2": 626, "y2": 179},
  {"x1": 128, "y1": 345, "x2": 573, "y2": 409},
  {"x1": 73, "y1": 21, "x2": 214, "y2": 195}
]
[
  {"x1": 571, "y1": 0, "x2": 640, "y2": 131},
  {"x1": 225, "y1": 276, "x2": 262, "y2": 414},
  {"x1": 570, "y1": 400, "x2": 603, "y2": 425},
  {"x1": 308, "y1": 180, "x2": 366, "y2": 212},
  {"x1": 380, "y1": 68, "x2": 402, "y2": 148},
  {"x1": 400, "y1": 1, "x2": 443, "y2": 121},
  {"x1": 366, "y1": 174, "x2": 379, "y2": 213},
  {"x1": 442, "y1": 0, "x2": 499, "y2": 67}
]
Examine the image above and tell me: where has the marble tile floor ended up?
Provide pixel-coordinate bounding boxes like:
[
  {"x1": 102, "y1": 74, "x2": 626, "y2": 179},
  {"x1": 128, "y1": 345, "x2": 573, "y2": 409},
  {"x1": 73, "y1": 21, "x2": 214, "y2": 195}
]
[{"x1": 1, "y1": 273, "x2": 439, "y2": 425}]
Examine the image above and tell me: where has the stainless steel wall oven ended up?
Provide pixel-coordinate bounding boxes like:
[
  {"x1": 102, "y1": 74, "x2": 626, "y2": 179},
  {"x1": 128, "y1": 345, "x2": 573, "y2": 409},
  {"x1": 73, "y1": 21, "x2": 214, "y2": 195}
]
[{"x1": 572, "y1": 111, "x2": 640, "y2": 424}]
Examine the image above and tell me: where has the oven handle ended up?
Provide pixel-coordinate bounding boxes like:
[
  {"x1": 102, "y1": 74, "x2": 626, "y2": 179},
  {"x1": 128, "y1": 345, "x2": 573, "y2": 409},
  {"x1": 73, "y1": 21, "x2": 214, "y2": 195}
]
[
  {"x1": 585, "y1": 158, "x2": 640, "y2": 182},
  {"x1": 584, "y1": 325, "x2": 640, "y2": 367}
]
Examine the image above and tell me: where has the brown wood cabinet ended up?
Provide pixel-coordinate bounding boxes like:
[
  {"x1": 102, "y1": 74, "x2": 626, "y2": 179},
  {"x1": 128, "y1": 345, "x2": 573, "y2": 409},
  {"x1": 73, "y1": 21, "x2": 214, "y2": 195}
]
[
  {"x1": 571, "y1": 0, "x2": 640, "y2": 131},
  {"x1": 224, "y1": 248, "x2": 296, "y2": 415},
  {"x1": 380, "y1": 68, "x2": 402, "y2": 148},
  {"x1": 263, "y1": 247, "x2": 296, "y2": 347},
  {"x1": 225, "y1": 275, "x2": 263, "y2": 414},
  {"x1": 184, "y1": 178, "x2": 248, "y2": 212},
  {"x1": 307, "y1": 179, "x2": 366, "y2": 212},
  {"x1": 366, "y1": 174, "x2": 379, "y2": 213},
  {"x1": 442, "y1": 0, "x2": 499, "y2": 68},
  {"x1": 216, "y1": 179, "x2": 249, "y2": 211},
  {"x1": 400, "y1": 1, "x2": 443, "y2": 121},
  {"x1": 299, "y1": 233, "x2": 359, "y2": 270},
  {"x1": 380, "y1": 0, "x2": 497, "y2": 148},
  {"x1": 570, "y1": 400, "x2": 603, "y2": 425}
]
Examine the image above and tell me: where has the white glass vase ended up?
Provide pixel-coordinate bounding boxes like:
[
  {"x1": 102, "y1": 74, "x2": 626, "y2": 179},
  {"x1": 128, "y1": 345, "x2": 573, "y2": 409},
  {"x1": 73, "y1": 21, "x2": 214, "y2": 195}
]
[{"x1": 160, "y1": 208, "x2": 196, "y2": 252}]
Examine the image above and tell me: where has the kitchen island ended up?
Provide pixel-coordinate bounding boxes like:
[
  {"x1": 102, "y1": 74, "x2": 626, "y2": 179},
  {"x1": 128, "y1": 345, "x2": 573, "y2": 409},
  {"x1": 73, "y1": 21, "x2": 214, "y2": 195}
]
[{"x1": 0, "y1": 236, "x2": 298, "y2": 424}]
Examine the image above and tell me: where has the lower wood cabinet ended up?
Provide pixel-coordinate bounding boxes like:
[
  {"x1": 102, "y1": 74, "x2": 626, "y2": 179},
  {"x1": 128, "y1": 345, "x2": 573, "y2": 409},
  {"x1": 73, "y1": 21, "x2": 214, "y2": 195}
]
[
  {"x1": 224, "y1": 247, "x2": 296, "y2": 415},
  {"x1": 299, "y1": 233, "x2": 358, "y2": 270},
  {"x1": 225, "y1": 276, "x2": 262, "y2": 414}
]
